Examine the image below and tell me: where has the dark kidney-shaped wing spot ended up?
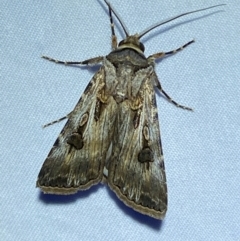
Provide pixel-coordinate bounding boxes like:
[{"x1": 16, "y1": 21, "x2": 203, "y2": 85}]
[
  {"x1": 138, "y1": 147, "x2": 154, "y2": 163},
  {"x1": 67, "y1": 132, "x2": 84, "y2": 150}
]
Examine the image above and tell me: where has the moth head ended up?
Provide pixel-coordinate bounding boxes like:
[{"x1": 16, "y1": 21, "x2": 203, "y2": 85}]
[
  {"x1": 104, "y1": 0, "x2": 225, "y2": 55},
  {"x1": 118, "y1": 35, "x2": 145, "y2": 54}
]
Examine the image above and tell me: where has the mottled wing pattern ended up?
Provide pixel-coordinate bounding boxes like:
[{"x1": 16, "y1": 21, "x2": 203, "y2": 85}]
[
  {"x1": 108, "y1": 71, "x2": 167, "y2": 219},
  {"x1": 37, "y1": 67, "x2": 117, "y2": 194}
]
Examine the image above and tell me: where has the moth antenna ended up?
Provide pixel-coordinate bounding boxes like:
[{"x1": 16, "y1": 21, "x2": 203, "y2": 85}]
[
  {"x1": 138, "y1": 4, "x2": 226, "y2": 39},
  {"x1": 104, "y1": 0, "x2": 130, "y2": 37}
]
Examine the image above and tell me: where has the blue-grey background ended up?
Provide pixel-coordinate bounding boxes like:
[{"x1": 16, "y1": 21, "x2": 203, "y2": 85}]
[{"x1": 1, "y1": 0, "x2": 239, "y2": 240}]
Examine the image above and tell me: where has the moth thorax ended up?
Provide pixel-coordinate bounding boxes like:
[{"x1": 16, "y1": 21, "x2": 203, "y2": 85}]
[{"x1": 118, "y1": 35, "x2": 145, "y2": 53}]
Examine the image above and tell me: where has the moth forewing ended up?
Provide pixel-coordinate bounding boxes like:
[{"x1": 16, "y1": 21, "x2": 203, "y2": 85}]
[
  {"x1": 37, "y1": 1, "x2": 225, "y2": 219},
  {"x1": 37, "y1": 67, "x2": 118, "y2": 194},
  {"x1": 107, "y1": 63, "x2": 167, "y2": 219}
]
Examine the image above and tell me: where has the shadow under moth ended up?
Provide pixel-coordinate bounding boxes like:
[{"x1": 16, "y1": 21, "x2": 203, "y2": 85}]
[{"x1": 37, "y1": 0, "x2": 225, "y2": 219}]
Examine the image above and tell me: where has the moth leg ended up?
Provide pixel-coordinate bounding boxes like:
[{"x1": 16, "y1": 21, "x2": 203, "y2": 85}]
[
  {"x1": 106, "y1": 0, "x2": 118, "y2": 49},
  {"x1": 155, "y1": 79, "x2": 193, "y2": 111},
  {"x1": 41, "y1": 56, "x2": 104, "y2": 65},
  {"x1": 42, "y1": 113, "x2": 72, "y2": 128},
  {"x1": 148, "y1": 40, "x2": 195, "y2": 60}
]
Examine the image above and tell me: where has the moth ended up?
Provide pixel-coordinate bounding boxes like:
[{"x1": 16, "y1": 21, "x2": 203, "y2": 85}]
[{"x1": 37, "y1": 1, "x2": 225, "y2": 219}]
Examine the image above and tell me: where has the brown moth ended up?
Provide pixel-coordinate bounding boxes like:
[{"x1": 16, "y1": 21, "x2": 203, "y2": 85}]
[{"x1": 37, "y1": 1, "x2": 225, "y2": 219}]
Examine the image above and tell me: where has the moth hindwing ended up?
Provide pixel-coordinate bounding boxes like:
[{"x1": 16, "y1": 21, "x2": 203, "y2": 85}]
[{"x1": 37, "y1": 1, "x2": 225, "y2": 219}]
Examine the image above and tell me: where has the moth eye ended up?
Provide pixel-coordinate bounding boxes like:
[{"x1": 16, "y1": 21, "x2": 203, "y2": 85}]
[
  {"x1": 118, "y1": 40, "x2": 124, "y2": 46},
  {"x1": 139, "y1": 42, "x2": 145, "y2": 52}
]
